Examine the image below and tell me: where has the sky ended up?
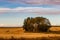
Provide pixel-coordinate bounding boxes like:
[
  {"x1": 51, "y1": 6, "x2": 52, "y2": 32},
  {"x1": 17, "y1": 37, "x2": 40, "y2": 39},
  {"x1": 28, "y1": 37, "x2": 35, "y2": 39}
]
[{"x1": 0, "y1": 0, "x2": 60, "y2": 27}]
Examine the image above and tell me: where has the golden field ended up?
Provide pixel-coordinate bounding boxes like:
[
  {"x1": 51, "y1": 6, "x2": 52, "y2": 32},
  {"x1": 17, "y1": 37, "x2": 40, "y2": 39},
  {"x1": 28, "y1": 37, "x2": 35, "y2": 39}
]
[{"x1": 0, "y1": 26, "x2": 60, "y2": 40}]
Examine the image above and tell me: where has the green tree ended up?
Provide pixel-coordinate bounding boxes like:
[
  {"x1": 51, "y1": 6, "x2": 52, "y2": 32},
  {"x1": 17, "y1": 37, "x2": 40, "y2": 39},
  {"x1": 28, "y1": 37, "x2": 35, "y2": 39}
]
[{"x1": 23, "y1": 17, "x2": 51, "y2": 32}]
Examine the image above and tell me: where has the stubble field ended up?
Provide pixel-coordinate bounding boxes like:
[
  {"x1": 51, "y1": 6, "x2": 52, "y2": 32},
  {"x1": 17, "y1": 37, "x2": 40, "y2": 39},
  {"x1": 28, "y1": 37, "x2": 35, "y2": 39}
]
[{"x1": 0, "y1": 27, "x2": 60, "y2": 40}]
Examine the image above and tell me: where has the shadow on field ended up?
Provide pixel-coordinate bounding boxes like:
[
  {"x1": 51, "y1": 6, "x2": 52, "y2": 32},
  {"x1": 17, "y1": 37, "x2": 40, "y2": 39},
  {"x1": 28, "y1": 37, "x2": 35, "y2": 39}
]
[{"x1": 0, "y1": 36, "x2": 60, "y2": 40}]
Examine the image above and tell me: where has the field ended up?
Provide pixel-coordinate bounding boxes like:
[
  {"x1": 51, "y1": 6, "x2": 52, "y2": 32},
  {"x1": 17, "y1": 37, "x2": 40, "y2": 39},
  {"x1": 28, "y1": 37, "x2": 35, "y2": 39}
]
[{"x1": 0, "y1": 27, "x2": 60, "y2": 40}]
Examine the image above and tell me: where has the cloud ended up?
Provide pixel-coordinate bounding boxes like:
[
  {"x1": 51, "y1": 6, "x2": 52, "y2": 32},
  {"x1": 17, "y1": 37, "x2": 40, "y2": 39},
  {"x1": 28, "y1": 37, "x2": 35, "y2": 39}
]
[
  {"x1": 0, "y1": 24, "x2": 5, "y2": 26},
  {"x1": 6, "y1": 0, "x2": 60, "y2": 5},
  {"x1": 0, "y1": 7, "x2": 60, "y2": 15}
]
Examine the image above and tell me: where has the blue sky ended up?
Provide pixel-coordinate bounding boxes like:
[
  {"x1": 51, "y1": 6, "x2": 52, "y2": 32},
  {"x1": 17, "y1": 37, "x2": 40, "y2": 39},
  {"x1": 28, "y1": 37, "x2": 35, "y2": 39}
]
[{"x1": 0, "y1": 0, "x2": 60, "y2": 26}]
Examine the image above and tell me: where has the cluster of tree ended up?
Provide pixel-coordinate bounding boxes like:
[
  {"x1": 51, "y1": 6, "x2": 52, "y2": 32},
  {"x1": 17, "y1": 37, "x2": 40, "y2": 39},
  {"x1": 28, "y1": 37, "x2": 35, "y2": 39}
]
[{"x1": 23, "y1": 17, "x2": 51, "y2": 32}]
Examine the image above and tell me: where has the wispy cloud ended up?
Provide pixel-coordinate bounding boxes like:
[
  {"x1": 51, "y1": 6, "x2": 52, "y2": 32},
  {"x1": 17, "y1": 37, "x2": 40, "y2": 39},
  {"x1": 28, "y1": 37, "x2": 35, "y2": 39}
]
[
  {"x1": 0, "y1": 7, "x2": 60, "y2": 15},
  {"x1": 6, "y1": 0, "x2": 60, "y2": 5},
  {"x1": 0, "y1": 0, "x2": 60, "y2": 8}
]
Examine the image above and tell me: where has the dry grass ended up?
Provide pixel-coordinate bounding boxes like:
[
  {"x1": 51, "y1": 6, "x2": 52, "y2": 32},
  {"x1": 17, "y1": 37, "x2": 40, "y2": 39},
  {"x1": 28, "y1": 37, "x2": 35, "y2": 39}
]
[
  {"x1": 0, "y1": 27, "x2": 60, "y2": 40},
  {"x1": 0, "y1": 27, "x2": 24, "y2": 34},
  {"x1": 50, "y1": 27, "x2": 60, "y2": 31},
  {"x1": 0, "y1": 36, "x2": 60, "y2": 40}
]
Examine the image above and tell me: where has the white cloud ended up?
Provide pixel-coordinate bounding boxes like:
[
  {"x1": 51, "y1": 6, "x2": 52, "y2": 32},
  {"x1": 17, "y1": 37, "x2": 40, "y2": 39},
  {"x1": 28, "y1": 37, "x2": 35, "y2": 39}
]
[
  {"x1": 7, "y1": 0, "x2": 60, "y2": 5},
  {"x1": 0, "y1": 24, "x2": 5, "y2": 26},
  {"x1": 0, "y1": 7, "x2": 60, "y2": 15},
  {"x1": 0, "y1": 7, "x2": 60, "y2": 26}
]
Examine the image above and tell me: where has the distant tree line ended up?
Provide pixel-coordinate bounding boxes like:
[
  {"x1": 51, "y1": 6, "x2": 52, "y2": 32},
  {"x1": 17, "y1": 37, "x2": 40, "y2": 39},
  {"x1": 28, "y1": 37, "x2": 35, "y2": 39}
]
[{"x1": 23, "y1": 17, "x2": 51, "y2": 32}]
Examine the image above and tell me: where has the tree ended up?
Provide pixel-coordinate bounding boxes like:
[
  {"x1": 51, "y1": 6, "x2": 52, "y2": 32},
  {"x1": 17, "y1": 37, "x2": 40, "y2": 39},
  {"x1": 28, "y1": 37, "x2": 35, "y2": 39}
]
[
  {"x1": 37, "y1": 18, "x2": 51, "y2": 32},
  {"x1": 22, "y1": 17, "x2": 31, "y2": 32},
  {"x1": 23, "y1": 17, "x2": 51, "y2": 32}
]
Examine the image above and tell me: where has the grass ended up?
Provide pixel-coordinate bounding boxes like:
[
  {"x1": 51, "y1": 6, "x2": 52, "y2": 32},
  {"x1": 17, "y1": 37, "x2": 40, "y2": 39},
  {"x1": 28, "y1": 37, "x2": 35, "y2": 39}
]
[
  {"x1": 0, "y1": 27, "x2": 60, "y2": 40},
  {"x1": 0, "y1": 36, "x2": 60, "y2": 40}
]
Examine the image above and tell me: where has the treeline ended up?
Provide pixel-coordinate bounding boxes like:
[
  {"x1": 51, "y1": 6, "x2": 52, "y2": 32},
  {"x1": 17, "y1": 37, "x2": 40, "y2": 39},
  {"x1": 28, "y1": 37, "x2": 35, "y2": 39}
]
[{"x1": 23, "y1": 17, "x2": 51, "y2": 32}]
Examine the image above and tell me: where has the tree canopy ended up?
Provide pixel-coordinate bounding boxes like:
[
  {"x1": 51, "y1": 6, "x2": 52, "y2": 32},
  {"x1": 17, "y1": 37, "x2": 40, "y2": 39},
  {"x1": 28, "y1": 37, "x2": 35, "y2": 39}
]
[{"x1": 23, "y1": 17, "x2": 51, "y2": 32}]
